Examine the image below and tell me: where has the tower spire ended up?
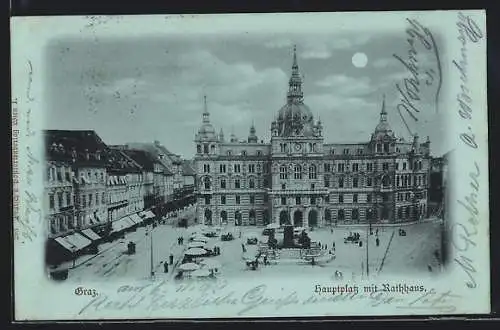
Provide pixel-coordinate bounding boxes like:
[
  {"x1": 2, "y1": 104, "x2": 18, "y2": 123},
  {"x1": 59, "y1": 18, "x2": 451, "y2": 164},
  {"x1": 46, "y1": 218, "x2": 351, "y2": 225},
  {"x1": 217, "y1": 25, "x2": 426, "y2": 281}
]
[
  {"x1": 380, "y1": 94, "x2": 387, "y2": 122},
  {"x1": 202, "y1": 95, "x2": 210, "y2": 123},
  {"x1": 287, "y1": 45, "x2": 304, "y2": 104}
]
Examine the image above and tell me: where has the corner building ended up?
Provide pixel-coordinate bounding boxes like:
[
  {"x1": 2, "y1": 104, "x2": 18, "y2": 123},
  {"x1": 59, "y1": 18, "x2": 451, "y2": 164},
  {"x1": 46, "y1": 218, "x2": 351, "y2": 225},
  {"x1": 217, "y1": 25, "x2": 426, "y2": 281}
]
[{"x1": 195, "y1": 46, "x2": 431, "y2": 227}]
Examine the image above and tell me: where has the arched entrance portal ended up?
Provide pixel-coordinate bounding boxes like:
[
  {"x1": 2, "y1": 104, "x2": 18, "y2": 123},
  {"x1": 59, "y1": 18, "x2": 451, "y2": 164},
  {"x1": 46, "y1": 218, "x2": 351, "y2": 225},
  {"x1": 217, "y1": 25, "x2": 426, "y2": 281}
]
[
  {"x1": 381, "y1": 206, "x2": 389, "y2": 220},
  {"x1": 367, "y1": 208, "x2": 375, "y2": 221},
  {"x1": 325, "y1": 209, "x2": 332, "y2": 225},
  {"x1": 249, "y1": 210, "x2": 256, "y2": 225},
  {"x1": 293, "y1": 210, "x2": 303, "y2": 227},
  {"x1": 220, "y1": 210, "x2": 227, "y2": 225},
  {"x1": 204, "y1": 209, "x2": 212, "y2": 225},
  {"x1": 235, "y1": 211, "x2": 242, "y2": 226},
  {"x1": 279, "y1": 210, "x2": 290, "y2": 225},
  {"x1": 263, "y1": 209, "x2": 270, "y2": 225},
  {"x1": 308, "y1": 209, "x2": 318, "y2": 227}
]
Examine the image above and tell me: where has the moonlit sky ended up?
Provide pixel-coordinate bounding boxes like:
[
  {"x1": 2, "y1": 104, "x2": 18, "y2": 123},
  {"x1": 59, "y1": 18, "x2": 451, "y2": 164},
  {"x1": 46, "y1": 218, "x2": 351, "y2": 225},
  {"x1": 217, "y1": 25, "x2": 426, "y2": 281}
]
[{"x1": 45, "y1": 33, "x2": 448, "y2": 159}]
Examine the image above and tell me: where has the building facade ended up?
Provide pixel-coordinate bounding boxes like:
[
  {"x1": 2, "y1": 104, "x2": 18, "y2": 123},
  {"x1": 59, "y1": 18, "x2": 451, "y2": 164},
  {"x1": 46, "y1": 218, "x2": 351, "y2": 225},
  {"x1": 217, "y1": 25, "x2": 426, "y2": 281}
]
[
  {"x1": 195, "y1": 47, "x2": 432, "y2": 227},
  {"x1": 106, "y1": 148, "x2": 143, "y2": 222},
  {"x1": 45, "y1": 145, "x2": 76, "y2": 238}
]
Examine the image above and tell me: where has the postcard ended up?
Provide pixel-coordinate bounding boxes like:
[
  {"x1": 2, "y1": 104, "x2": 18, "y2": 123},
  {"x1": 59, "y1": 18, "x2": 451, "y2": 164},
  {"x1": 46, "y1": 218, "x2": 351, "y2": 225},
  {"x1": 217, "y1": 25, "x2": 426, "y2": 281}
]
[{"x1": 11, "y1": 10, "x2": 489, "y2": 320}]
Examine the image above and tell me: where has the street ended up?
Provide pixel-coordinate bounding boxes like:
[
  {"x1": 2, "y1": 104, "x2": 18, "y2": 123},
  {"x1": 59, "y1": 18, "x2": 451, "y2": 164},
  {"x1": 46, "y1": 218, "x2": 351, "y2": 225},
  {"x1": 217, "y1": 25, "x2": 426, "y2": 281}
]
[{"x1": 65, "y1": 211, "x2": 443, "y2": 282}]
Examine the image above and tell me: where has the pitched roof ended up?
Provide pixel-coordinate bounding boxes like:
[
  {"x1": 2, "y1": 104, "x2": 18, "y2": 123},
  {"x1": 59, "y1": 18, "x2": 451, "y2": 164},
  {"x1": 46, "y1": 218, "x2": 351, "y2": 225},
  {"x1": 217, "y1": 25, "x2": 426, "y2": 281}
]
[
  {"x1": 120, "y1": 149, "x2": 156, "y2": 171},
  {"x1": 107, "y1": 147, "x2": 143, "y2": 173},
  {"x1": 44, "y1": 130, "x2": 108, "y2": 166},
  {"x1": 126, "y1": 142, "x2": 181, "y2": 169}
]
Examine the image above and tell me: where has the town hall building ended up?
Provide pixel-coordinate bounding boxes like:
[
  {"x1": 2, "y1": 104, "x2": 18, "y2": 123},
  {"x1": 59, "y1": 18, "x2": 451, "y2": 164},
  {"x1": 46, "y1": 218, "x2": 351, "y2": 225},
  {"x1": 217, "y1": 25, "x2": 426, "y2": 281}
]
[{"x1": 194, "y1": 46, "x2": 431, "y2": 227}]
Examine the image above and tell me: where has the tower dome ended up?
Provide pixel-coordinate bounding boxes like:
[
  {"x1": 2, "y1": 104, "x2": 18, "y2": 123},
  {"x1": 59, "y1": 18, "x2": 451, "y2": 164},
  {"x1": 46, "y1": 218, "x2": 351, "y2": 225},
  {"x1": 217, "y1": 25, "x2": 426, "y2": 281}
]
[{"x1": 276, "y1": 45, "x2": 316, "y2": 137}]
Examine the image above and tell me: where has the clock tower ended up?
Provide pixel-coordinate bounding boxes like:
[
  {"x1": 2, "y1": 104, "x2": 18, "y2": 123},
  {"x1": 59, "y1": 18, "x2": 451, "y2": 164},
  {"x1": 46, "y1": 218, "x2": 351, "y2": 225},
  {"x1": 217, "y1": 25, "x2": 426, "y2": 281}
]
[{"x1": 270, "y1": 45, "x2": 326, "y2": 228}]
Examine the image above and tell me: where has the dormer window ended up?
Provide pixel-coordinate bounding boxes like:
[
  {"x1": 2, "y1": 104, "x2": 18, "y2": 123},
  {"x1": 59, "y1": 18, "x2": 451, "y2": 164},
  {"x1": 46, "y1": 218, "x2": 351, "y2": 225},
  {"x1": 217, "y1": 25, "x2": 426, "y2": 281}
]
[
  {"x1": 330, "y1": 148, "x2": 335, "y2": 155},
  {"x1": 227, "y1": 150, "x2": 232, "y2": 156},
  {"x1": 242, "y1": 150, "x2": 247, "y2": 156},
  {"x1": 197, "y1": 145, "x2": 202, "y2": 154},
  {"x1": 84, "y1": 149, "x2": 90, "y2": 160}
]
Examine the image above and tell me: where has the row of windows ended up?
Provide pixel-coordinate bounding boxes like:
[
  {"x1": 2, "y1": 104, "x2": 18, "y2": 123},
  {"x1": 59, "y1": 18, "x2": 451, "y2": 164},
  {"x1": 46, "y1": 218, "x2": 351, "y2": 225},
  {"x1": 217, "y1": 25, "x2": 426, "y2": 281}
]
[
  {"x1": 396, "y1": 174, "x2": 427, "y2": 187},
  {"x1": 279, "y1": 143, "x2": 318, "y2": 153},
  {"x1": 397, "y1": 191, "x2": 427, "y2": 201},
  {"x1": 201, "y1": 160, "x2": 425, "y2": 176},
  {"x1": 49, "y1": 192, "x2": 108, "y2": 210},
  {"x1": 197, "y1": 144, "x2": 267, "y2": 157},
  {"x1": 202, "y1": 177, "x2": 269, "y2": 190},
  {"x1": 203, "y1": 163, "x2": 268, "y2": 174},
  {"x1": 204, "y1": 194, "x2": 269, "y2": 205},
  {"x1": 47, "y1": 167, "x2": 73, "y2": 182},
  {"x1": 279, "y1": 165, "x2": 317, "y2": 179},
  {"x1": 48, "y1": 191, "x2": 73, "y2": 210},
  {"x1": 203, "y1": 192, "x2": 406, "y2": 206}
]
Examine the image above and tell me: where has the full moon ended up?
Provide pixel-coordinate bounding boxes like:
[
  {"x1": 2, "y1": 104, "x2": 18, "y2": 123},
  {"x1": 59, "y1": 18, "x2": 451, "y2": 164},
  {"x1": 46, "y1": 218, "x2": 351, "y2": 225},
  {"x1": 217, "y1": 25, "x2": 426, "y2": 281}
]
[{"x1": 352, "y1": 52, "x2": 368, "y2": 68}]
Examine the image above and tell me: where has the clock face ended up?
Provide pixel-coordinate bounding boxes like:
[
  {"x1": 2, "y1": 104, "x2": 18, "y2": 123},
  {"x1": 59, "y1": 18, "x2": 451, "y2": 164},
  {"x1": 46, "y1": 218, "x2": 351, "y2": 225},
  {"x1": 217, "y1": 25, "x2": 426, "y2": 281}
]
[{"x1": 295, "y1": 143, "x2": 302, "y2": 151}]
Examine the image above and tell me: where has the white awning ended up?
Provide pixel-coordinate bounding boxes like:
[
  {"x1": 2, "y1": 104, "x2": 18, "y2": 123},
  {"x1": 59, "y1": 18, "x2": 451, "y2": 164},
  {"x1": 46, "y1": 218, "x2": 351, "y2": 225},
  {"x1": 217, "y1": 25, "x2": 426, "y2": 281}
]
[
  {"x1": 140, "y1": 210, "x2": 155, "y2": 219},
  {"x1": 129, "y1": 213, "x2": 143, "y2": 224},
  {"x1": 111, "y1": 217, "x2": 135, "y2": 233},
  {"x1": 54, "y1": 236, "x2": 79, "y2": 253},
  {"x1": 81, "y1": 228, "x2": 101, "y2": 241},
  {"x1": 56, "y1": 233, "x2": 91, "y2": 252},
  {"x1": 125, "y1": 215, "x2": 138, "y2": 225},
  {"x1": 65, "y1": 232, "x2": 92, "y2": 250}
]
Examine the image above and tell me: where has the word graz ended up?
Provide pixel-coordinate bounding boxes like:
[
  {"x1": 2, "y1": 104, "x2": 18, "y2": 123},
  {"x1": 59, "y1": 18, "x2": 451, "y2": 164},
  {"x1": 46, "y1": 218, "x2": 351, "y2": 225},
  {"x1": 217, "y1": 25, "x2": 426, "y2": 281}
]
[{"x1": 393, "y1": 18, "x2": 441, "y2": 135}]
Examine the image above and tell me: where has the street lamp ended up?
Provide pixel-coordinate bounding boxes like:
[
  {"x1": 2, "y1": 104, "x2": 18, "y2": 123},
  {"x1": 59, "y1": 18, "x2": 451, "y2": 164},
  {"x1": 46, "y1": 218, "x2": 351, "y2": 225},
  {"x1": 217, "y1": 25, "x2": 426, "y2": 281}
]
[
  {"x1": 149, "y1": 224, "x2": 154, "y2": 278},
  {"x1": 366, "y1": 214, "x2": 370, "y2": 278}
]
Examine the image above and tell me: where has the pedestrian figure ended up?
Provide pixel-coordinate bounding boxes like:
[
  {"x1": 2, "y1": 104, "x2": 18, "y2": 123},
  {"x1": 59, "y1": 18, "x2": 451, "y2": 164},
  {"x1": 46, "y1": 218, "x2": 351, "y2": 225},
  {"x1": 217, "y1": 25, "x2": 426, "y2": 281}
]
[
  {"x1": 311, "y1": 257, "x2": 315, "y2": 266},
  {"x1": 376, "y1": 237, "x2": 380, "y2": 247},
  {"x1": 332, "y1": 241, "x2": 336, "y2": 249},
  {"x1": 318, "y1": 242, "x2": 321, "y2": 248},
  {"x1": 169, "y1": 254, "x2": 174, "y2": 265},
  {"x1": 163, "y1": 262, "x2": 169, "y2": 273},
  {"x1": 239, "y1": 231, "x2": 242, "y2": 238},
  {"x1": 331, "y1": 228, "x2": 334, "y2": 234},
  {"x1": 427, "y1": 265, "x2": 433, "y2": 272},
  {"x1": 376, "y1": 229, "x2": 379, "y2": 236},
  {"x1": 263, "y1": 255, "x2": 268, "y2": 265},
  {"x1": 324, "y1": 244, "x2": 327, "y2": 250},
  {"x1": 177, "y1": 237, "x2": 180, "y2": 245}
]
